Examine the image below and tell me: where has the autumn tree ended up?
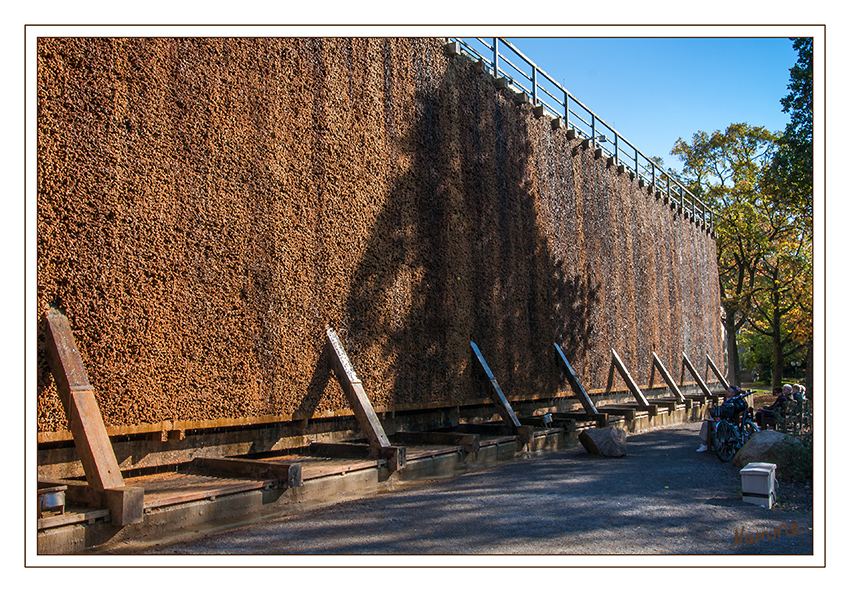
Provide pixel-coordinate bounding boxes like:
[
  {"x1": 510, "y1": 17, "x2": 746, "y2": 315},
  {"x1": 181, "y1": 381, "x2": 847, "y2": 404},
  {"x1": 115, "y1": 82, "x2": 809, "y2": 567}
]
[
  {"x1": 672, "y1": 39, "x2": 813, "y2": 389},
  {"x1": 758, "y1": 37, "x2": 814, "y2": 390},
  {"x1": 672, "y1": 123, "x2": 778, "y2": 386}
]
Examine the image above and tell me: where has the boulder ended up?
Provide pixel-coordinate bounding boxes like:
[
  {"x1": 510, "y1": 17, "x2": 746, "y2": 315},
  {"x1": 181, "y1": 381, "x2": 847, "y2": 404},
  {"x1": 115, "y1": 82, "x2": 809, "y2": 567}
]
[
  {"x1": 579, "y1": 426, "x2": 627, "y2": 457},
  {"x1": 733, "y1": 430, "x2": 807, "y2": 470}
]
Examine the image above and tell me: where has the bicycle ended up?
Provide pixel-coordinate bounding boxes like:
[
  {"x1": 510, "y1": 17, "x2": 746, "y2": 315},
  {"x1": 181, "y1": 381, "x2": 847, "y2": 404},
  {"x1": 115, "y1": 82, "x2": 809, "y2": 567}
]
[{"x1": 711, "y1": 390, "x2": 760, "y2": 462}]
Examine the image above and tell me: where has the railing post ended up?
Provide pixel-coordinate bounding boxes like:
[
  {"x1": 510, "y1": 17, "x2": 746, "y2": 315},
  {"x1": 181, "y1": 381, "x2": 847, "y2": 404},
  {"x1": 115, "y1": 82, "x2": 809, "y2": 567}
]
[
  {"x1": 651, "y1": 162, "x2": 656, "y2": 189},
  {"x1": 635, "y1": 147, "x2": 639, "y2": 180},
  {"x1": 493, "y1": 37, "x2": 499, "y2": 78},
  {"x1": 614, "y1": 134, "x2": 619, "y2": 165},
  {"x1": 591, "y1": 114, "x2": 596, "y2": 148},
  {"x1": 532, "y1": 65, "x2": 538, "y2": 105},
  {"x1": 564, "y1": 90, "x2": 570, "y2": 128}
]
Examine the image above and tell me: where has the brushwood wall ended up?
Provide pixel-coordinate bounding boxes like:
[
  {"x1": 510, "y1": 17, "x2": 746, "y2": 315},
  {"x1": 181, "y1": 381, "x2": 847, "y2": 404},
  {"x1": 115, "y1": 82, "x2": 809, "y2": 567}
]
[{"x1": 37, "y1": 37, "x2": 723, "y2": 434}]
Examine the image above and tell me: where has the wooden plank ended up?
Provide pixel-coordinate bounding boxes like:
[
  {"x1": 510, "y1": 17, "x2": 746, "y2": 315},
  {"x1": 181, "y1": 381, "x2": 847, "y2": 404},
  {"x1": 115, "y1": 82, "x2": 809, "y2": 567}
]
[
  {"x1": 308, "y1": 441, "x2": 406, "y2": 471},
  {"x1": 651, "y1": 352, "x2": 686, "y2": 403},
  {"x1": 325, "y1": 326, "x2": 392, "y2": 452},
  {"x1": 393, "y1": 431, "x2": 480, "y2": 453},
  {"x1": 192, "y1": 457, "x2": 302, "y2": 488},
  {"x1": 469, "y1": 342, "x2": 522, "y2": 429},
  {"x1": 682, "y1": 352, "x2": 713, "y2": 398},
  {"x1": 647, "y1": 399, "x2": 685, "y2": 412},
  {"x1": 706, "y1": 355, "x2": 730, "y2": 389},
  {"x1": 609, "y1": 349, "x2": 651, "y2": 408},
  {"x1": 44, "y1": 308, "x2": 125, "y2": 493},
  {"x1": 553, "y1": 343, "x2": 599, "y2": 415}
]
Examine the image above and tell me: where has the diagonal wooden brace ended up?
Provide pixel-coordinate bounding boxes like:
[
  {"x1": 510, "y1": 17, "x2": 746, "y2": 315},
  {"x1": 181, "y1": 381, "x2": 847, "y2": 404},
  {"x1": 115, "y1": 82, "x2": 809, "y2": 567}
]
[
  {"x1": 608, "y1": 349, "x2": 651, "y2": 408},
  {"x1": 682, "y1": 351, "x2": 713, "y2": 398},
  {"x1": 651, "y1": 352, "x2": 686, "y2": 404},
  {"x1": 44, "y1": 309, "x2": 125, "y2": 493},
  {"x1": 705, "y1": 355, "x2": 730, "y2": 389},
  {"x1": 325, "y1": 326, "x2": 405, "y2": 470},
  {"x1": 43, "y1": 309, "x2": 145, "y2": 526},
  {"x1": 553, "y1": 343, "x2": 599, "y2": 415},
  {"x1": 470, "y1": 341, "x2": 522, "y2": 429}
]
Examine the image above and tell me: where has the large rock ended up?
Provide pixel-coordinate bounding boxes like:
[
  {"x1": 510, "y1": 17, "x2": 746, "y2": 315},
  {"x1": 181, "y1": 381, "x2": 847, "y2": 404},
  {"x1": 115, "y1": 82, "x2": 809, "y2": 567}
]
[
  {"x1": 733, "y1": 430, "x2": 807, "y2": 470},
  {"x1": 579, "y1": 427, "x2": 627, "y2": 457}
]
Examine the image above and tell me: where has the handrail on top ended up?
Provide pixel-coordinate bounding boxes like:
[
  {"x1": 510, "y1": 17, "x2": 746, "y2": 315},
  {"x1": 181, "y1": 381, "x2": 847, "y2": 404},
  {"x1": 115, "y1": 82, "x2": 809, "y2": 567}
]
[{"x1": 449, "y1": 37, "x2": 714, "y2": 234}]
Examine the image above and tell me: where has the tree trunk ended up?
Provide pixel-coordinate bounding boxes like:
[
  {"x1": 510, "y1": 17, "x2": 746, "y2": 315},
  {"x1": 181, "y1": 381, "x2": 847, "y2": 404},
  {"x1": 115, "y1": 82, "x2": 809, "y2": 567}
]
[
  {"x1": 771, "y1": 284, "x2": 784, "y2": 390},
  {"x1": 723, "y1": 306, "x2": 740, "y2": 386},
  {"x1": 805, "y1": 341, "x2": 813, "y2": 397},
  {"x1": 772, "y1": 330, "x2": 784, "y2": 390}
]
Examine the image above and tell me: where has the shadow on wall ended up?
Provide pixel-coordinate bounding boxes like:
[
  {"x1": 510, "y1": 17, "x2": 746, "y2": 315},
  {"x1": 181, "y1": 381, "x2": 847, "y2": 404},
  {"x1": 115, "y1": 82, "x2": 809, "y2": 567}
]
[{"x1": 296, "y1": 48, "x2": 600, "y2": 418}]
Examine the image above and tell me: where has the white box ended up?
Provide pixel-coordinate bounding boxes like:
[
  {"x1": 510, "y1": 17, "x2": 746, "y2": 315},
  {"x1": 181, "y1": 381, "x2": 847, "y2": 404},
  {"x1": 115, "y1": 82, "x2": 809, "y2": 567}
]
[{"x1": 740, "y1": 462, "x2": 776, "y2": 509}]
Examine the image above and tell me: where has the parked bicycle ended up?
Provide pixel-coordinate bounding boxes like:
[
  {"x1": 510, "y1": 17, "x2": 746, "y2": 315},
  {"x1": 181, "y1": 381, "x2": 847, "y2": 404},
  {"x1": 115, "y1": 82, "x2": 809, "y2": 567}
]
[{"x1": 710, "y1": 390, "x2": 760, "y2": 462}]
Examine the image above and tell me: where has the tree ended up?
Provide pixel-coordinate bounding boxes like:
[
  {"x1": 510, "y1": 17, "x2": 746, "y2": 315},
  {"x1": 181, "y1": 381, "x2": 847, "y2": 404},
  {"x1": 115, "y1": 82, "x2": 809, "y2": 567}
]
[
  {"x1": 672, "y1": 38, "x2": 814, "y2": 391},
  {"x1": 672, "y1": 124, "x2": 778, "y2": 386},
  {"x1": 764, "y1": 37, "x2": 814, "y2": 393}
]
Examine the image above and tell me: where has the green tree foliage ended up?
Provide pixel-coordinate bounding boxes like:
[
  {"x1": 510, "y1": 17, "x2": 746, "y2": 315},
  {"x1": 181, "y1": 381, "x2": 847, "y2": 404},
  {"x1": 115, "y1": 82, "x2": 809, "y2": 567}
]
[
  {"x1": 672, "y1": 123, "x2": 778, "y2": 386},
  {"x1": 672, "y1": 38, "x2": 813, "y2": 390}
]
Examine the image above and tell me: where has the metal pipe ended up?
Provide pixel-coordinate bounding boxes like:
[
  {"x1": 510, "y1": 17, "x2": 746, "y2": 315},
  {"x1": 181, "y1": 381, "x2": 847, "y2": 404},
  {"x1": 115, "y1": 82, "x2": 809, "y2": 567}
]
[{"x1": 493, "y1": 38, "x2": 499, "y2": 78}]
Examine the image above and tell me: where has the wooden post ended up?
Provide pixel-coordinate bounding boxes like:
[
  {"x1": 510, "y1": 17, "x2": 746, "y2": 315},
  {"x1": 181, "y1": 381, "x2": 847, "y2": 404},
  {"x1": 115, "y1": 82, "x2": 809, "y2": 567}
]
[
  {"x1": 682, "y1": 351, "x2": 713, "y2": 398},
  {"x1": 651, "y1": 352, "x2": 686, "y2": 404},
  {"x1": 706, "y1": 355, "x2": 730, "y2": 389},
  {"x1": 43, "y1": 308, "x2": 143, "y2": 525},
  {"x1": 609, "y1": 349, "x2": 651, "y2": 408},
  {"x1": 470, "y1": 342, "x2": 522, "y2": 429},
  {"x1": 325, "y1": 326, "x2": 404, "y2": 470},
  {"x1": 553, "y1": 343, "x2": 599, "y2": 415}
]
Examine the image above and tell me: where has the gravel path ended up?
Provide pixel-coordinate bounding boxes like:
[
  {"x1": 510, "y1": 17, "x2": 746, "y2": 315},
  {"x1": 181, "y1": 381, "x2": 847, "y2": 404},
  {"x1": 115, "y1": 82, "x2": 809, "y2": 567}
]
[{"x1": 125, "y1": 422, "x2": 814, "y2": 556}]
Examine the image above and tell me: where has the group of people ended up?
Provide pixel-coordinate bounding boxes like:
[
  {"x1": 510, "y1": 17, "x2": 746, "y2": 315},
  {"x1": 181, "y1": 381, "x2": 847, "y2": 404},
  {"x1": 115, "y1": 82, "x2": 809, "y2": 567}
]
[
  {"x1": 696, "y1": 383, "x2": 808, "y2": 452},
  {"x1": 754, "y1": 383, "x2": 807, "y2": 429}
]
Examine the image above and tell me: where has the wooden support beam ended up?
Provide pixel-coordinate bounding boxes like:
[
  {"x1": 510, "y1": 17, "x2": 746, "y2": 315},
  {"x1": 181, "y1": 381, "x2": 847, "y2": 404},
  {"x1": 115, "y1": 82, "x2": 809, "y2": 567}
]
[
  {"x1": 608, "y1": 349, "x2": 651, "y2": 408},
  {"x1": 551, "y1": 412, "x2": 608, "y2": 428},
  {"x1": 651, "y1": 352, "x2": 686, "y2": 403},
  {"x1": 325, "y1": 326, "x2": 393, "y2": 453},
  {"x1": 393, "y1": 431, "x2": 480, "y2": 454},
  {"x1": 191, "y1": 457, "x2": 302, "y2": 488},
  {"x1": 705, "y1": 355, "x2": 730, "y2": 389},
  {"x1": 681, "y1": 352, "x2": 713, "y2": 398},
  {"x1": 469, "y1": 342, "x2": 522, "y2": 429},
  {"x1": 309, "y1": 442, "x2": 406, "y2": 472},
  {"x1": 553, "y1": 343, "x2": 599, "y2": 414},
  {"x1": 646, "y1": 399, "x2": 685, "y2": 412},
  {"x1": 44, "y1": 308, "x2": 126, "y2": 494}
]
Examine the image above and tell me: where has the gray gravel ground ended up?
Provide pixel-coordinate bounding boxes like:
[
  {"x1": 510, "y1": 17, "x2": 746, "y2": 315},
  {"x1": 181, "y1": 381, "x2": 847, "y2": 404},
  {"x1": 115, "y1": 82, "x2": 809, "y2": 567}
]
[{"x1": 125, "y1": 422, "x2": 814, "y2": 556}]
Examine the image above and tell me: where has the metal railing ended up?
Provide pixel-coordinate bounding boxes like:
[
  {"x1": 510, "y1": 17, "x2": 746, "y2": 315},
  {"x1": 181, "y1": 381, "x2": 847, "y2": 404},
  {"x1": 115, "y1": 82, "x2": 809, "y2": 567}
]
[{"x1": 449, "y1": 37, "x2": 714, "y2": 233}]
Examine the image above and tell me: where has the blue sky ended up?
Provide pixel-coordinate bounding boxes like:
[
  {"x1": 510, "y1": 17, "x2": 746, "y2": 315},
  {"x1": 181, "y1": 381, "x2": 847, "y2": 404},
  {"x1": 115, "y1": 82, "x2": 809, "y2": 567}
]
[{"x1": 464, "y1": 37, "x2": 799, "y2": 174}]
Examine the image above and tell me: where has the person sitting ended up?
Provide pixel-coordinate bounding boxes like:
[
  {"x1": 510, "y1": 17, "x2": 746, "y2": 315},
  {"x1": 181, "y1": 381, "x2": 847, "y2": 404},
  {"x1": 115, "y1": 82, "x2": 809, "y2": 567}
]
[
  {"x1": 755, "y1": 384, "x2": 793, "y2": 429},
  {"x1": 696, "y1": 385, "x2": 743, "y2": 452}
]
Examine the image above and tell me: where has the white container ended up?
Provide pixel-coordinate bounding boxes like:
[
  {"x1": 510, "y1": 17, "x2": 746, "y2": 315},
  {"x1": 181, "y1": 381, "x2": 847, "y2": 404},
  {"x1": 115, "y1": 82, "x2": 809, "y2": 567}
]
[{"x1": 740, "y1": 462, "x2": 776, "y2": 509}]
